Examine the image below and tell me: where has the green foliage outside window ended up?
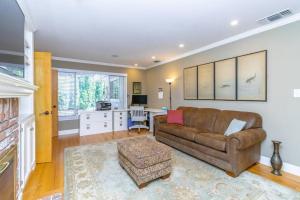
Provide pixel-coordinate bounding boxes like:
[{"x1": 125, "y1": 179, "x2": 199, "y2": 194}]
[{"x1": 58, "y1": 72, "x2": 122, "y2": 116}]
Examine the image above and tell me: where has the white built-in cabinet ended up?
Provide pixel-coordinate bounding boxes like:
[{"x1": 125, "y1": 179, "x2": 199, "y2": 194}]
[
  {"x1": 19, "y1": 115, "x2": 36, "y2": 193},
  {"x1": 113, "y1": 110, "x2": 128, "y2": 131},
  {"x1": 79, "y1": 110, "x2": 129, "y2": 136},
  {"x1": 80, "y1": 111, "x2": 113, "y2": 136}
]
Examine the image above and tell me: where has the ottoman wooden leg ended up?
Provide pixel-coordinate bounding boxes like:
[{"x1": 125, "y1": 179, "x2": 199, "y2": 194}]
[
  {"x1": 161, "y1": 173, "x2": 171, "y2": 179},
  {"x1": 138, "y1": 182, "x2": 148, "y2": 189}
]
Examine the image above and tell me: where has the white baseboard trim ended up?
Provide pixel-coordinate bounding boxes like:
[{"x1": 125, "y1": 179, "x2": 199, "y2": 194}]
[
  {"x1": 259, "y1": 156, "x2": 300, "y2": 176},
  {"x1": 59, "y1": 129, "x2": 79, "y2": 136}
]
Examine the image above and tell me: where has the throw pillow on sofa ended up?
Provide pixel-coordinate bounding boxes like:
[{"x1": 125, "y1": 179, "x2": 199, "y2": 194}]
[
  {"x1": 224, "y1": 118, "x2": 247, "y2": 136},
  {"x1": 167, "y1": 110, "x2": 183, "y2": 125}
]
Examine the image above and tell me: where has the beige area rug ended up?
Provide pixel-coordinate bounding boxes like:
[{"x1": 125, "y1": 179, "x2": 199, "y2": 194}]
[{"x1": 64, "y1": 137, "x2": 300, "y2": 200}]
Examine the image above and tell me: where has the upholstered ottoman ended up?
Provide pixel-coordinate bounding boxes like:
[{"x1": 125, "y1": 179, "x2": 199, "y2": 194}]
[{"x1": 117, "y1": 137, "x2": 172, "y2": 188}]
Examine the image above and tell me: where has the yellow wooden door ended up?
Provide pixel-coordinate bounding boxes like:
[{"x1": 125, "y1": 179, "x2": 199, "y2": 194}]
[
  {"x1": 34, "y1": 52, "x2": 52, "y2": 163},
  {"x1": 51, "y1": 69, "x2": 58, "y2": 137}
]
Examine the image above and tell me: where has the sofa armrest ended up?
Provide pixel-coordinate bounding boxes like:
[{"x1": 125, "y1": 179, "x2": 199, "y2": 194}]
[
  {"x1": 228, "y1": 128, "x2": 266, "y2": 150},
  {"x1": 153, "y1": 115, "x2": 167, "y2": 135},
  {"x1": 154, "y1": 115, "x2": 167, "y2": 125}
]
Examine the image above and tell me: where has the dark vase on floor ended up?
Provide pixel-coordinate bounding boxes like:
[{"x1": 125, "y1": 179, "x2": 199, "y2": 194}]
[{"x1": 271, "y1": 140, "x2": 283, "y2": 176}]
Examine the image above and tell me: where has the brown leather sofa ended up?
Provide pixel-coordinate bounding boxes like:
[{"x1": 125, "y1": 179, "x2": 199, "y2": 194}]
[{"x1": 154, "y1": 107, "x2": 266, "y2": 177}]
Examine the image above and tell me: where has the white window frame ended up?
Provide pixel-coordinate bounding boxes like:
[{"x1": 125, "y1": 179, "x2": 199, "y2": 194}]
[{"x1": 55, "y1": 68, "x2": 128, "y2": 118}]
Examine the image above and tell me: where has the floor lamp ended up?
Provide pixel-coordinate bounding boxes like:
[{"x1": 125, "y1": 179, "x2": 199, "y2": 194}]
[{"x1": 165, "y1": 78, "x2": 174, "y2": 110}]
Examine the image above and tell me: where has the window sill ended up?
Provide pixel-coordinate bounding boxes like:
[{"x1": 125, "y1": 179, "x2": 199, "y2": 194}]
[{"x1": 59, "y1": 115, "x2": 79, "y2": 121}]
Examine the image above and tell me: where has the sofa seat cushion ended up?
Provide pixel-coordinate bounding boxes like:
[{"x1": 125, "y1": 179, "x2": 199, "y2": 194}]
[
  {"x1": 158, "y1": 123, "x2": 198, "y2": 141},
  {"x1": 194, "y1": 132, "x2": 227, "y2": 152}
]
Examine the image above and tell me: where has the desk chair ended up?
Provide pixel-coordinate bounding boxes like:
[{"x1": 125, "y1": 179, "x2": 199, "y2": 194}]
[{"x1": 129, "y1": 106, "x2": 149, "y2": 133}]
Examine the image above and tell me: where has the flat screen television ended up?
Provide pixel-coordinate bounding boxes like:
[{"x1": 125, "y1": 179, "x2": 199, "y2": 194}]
[
  {"x1": 132, "y1": 95, "x2": 147, "y2": 105},
  {"x1": 0, "y1": 0, "x2": 25, "y2": 78}
]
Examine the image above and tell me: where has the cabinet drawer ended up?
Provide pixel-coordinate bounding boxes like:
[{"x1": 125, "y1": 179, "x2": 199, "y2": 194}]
[
  {"x1": 80, "y1": 121, "x2": 112, "y2": 136},
  {"x1": 81, "y1": 111, "x2": 112, "y2": 123},
  {"x1": 113, "y1": 112, "x2": 127, "y2": 122},
  {"x1": 114, "y1": 120, "x2": 128, "y2": 131}
]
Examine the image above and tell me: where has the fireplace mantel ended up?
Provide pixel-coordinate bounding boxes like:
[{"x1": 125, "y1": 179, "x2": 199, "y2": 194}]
[{"x1": 0, "y1": 73, "x2": 38, "y2": 98}]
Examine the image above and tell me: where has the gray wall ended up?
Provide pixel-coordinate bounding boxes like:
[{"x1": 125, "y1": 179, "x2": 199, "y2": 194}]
[
  {"x1": 53, "y1": 60, "x2": 147, "y2": 131},
  {"x1": 146, "y1": 21, "x2": 300, "y2": 166}
]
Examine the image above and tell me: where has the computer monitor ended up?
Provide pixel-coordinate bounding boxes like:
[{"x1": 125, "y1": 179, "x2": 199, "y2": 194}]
[{"x1": 132, "y1": 95, "x2": 147, "y2": 105}]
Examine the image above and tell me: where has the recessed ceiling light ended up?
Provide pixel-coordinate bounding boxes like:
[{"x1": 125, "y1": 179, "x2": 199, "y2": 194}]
[
  {"x1": 230, "y1": 20, "x2": 239, "y2": 26},
  {"x1": 179, "y1": 44, "x2": 184, "y2": 48},
  {"x1": 134, "y1": 64, "x2": 138, "y2": 66},
  {"x1": 152, "y1": 56, "x2": 156, "y2": 59}
]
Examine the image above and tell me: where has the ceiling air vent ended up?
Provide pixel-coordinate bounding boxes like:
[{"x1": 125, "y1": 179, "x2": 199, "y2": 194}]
[
  {"x1": 257, "y1": 9, "x2": 293, "y2": 24},
  {"x1": 153, "y1": 60, "x2": 161, "y2": 63}
]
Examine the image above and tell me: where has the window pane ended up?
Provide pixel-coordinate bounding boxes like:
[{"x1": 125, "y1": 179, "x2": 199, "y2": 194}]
[
  {"x1": 0, "y1": 62, "x2": 24, "y2": 78},
  {"x1": 109, "y1": 76, "x2": 124, "y2": 109},
  {"x1": 76, "y1": 73, "x2": 109, "y2": 111},
  {"x1": 58, "y1": 71, "x2": 126, "y2": 115},
  {"x1": 58, "y1": 72, "x2": 76, "y2": 116},
  {"x1": 110, "y1": 76, "x2": 120, "y2": 99}
]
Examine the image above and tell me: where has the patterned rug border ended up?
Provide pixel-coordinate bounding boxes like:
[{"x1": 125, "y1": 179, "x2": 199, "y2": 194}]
[{"x1": 64, "y1": 136, "x2": 300, "y2": 200}]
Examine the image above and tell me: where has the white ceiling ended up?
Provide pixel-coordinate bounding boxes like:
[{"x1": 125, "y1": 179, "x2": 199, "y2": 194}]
[{"x1": 24, "y1": 0, "x2": 300, "y2": 68}]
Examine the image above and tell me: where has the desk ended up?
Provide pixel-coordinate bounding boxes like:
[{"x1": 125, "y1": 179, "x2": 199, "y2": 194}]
[
  {"x1": 79, "y1": 108, "x2": 167, "y2": 136},
  {"x1": 113, "y1": 108, "x2": 167, "y2": 132}
]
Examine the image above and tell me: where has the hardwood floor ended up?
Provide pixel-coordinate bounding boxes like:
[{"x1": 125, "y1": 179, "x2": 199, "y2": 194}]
[
  {"x1": 23, "y1": 131, "x2": 300, "y2": 199},
  {"x1": 22, "y1": 130, "x2": 148, "y2": 200},
  {"x1": 248, "y1": 163, "x2": 300, "y2": 191}
]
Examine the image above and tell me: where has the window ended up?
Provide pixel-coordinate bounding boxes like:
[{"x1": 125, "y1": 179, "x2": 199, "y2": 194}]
[
  {"x1": 58, "y1": 71, "x2": 126, "y2": 116},
  {"x1": 0, "y1": 62, "x2": 24, "y2": 78},
  {"x1": 76, "y1": 73, "x2": 109, "y2": 111},
  {"x1": 58, "y1": 72, "x2": 76, "y2": 116},
  {"x1": 109, "y1": 76, "x2": 124, "y2": 109}
]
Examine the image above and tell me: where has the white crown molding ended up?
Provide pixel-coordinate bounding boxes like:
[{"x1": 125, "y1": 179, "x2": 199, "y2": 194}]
[
  {"x1": 52, "y1": 56, "x2": 145, "y2": 70},
  {"x1": 0, "y1": 49, "x2": 144, "y2": 70},
  {"x1": 16, "y1": 0, "x2": 37, "y2": 32},
  {"x1": 145, "y1": 13, "x2": 300, "y2": 69},
  {"x1": 53, "y1": 67, "x2": 128, "y2": 77},
  {"x1": 260, "y1": 156, "x2": 300, "y2": 176}
]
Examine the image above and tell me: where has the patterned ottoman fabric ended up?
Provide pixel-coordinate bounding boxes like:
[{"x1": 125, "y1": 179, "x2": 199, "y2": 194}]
[
  {"x1": 117, "y1": 137, "x2": 172, "y2": 187},
  {"x1": 117, "y1": 137, "x2": 171, "y2": 169},
  {"x1": 119, "y1": 153, "x2": 172, "y2": 177}
]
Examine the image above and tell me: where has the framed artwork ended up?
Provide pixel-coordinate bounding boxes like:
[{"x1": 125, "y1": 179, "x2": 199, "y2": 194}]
[
  {"x1": 237, "y1": 50, "x2": 267, "y2": 101},
  {"x1": 215, "y1": 58, "x2": 236, "y2": 100},
  {"x1": 183, "y1": 66, "x2": 197, "y2": 99},
  {"x1": 132, "y1": 82, "x2": 142, "y2": 94},
  {"x1": 197, "y1": 63, "x2": 214, "y2": 100}
]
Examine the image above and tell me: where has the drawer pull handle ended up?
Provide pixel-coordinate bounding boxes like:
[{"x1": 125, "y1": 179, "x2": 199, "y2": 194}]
[
  {"x1": 86, "y1": 125, "x2": 90, "y2": 130},
  {"x1": 120, "y1": 124, "x2": 122, "y2": 126},
  {"x1": 120, "y1": 117, "x2": 122, "y2": 119},
  {"x1": 120, "y1": 113, "x2": 122, "y2": 115}
]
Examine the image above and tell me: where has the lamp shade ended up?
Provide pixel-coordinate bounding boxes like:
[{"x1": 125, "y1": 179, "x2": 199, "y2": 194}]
[{"x1": 165, "y1": 78, "x2": 174, "y2": 83}]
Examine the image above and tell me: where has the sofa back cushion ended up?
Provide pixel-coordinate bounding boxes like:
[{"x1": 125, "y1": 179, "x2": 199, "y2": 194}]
[
  {"x1": 212, "y1": 110, "x2": 262, "y2": 134},
  {"x1": 177, "y1": 107, "x2": 220, "y2": 132}
]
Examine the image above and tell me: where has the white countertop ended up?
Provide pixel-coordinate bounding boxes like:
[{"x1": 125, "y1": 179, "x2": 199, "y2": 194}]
[{"x1": 77, "y1": 108, "x2": 167, "y2": 114}]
